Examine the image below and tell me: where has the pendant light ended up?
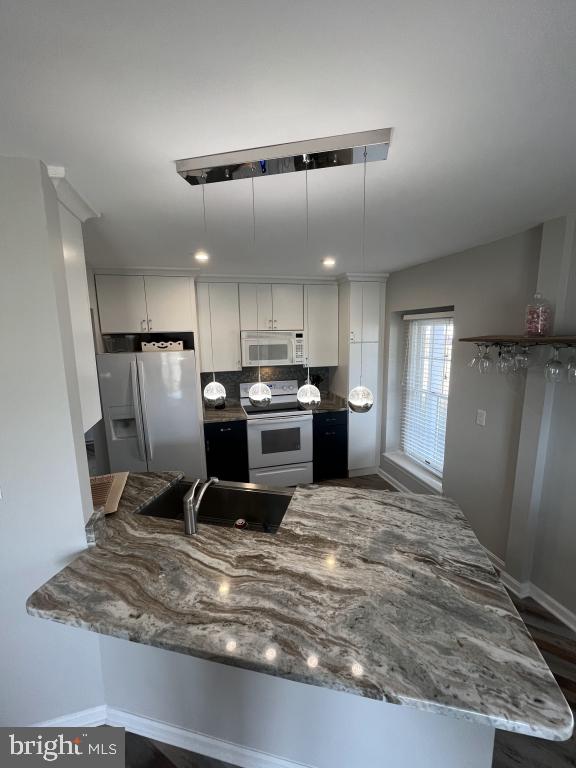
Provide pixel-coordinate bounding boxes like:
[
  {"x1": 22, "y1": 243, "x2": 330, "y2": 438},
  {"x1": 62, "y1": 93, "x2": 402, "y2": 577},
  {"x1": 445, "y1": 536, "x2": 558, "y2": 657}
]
[
  {"x1": 203, "y1": 284, "x2": 227, "y2": 407},
  {"x1": 297, "y1": 155, "x2": 321, "y2": 409},
  {"x1": 248, "y1": 164, "x2": 272, "y2": 409},
  {"x1": 347, "y1": 148, "x2": 374, "y2": 414}
]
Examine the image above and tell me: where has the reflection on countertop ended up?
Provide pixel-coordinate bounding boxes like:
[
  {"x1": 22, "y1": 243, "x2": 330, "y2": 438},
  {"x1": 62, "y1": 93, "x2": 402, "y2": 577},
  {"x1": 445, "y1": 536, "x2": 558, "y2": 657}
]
[
  {"x1": 202, "y1": 392, "x2": 348, "y2": 423},
  {"x1": 26, "y1": 471, "x2": 572, "y2": 742}
]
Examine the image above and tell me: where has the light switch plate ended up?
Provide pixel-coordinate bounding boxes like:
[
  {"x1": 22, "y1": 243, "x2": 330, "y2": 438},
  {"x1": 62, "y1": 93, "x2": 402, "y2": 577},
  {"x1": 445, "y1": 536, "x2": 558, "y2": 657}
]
[{"x1": 476, "y1": 409, "x2": 487, "y2": 427}]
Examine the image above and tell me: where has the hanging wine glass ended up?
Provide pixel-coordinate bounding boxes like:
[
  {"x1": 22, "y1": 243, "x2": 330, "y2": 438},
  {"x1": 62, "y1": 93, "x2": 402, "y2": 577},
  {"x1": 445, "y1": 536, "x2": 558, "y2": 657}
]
[
  {"x1": 478, "y1": 344, "x2": 492, "y2": 375},
  {"x1": 496, "y1": 346, "x2": 514, "y2": 375},
  {"x1": 468, "y1": 344, "x2": 482, "y2": 370},
  {"x1": 566, "y1": 352, "x2": 576, "y2": 385},
  {"x1": 544, "y1": 347, "x2": 564, "y2": 383},
  {"x1": 514, "y1": 345, "x2": 530, "y2": 373}
]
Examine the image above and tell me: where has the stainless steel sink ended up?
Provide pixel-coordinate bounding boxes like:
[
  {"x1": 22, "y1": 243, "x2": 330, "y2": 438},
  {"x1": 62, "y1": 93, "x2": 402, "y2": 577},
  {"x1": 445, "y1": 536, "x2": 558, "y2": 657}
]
[{"x1": 138, "y1": 480, "x2": 293, "y2": 533}]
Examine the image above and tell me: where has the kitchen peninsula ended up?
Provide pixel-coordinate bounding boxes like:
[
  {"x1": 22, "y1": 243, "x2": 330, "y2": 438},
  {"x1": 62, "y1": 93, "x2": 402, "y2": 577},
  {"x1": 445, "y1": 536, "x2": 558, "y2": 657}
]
[{"x1": 27, "y1": 473, "x2": 573, "y2": 768}]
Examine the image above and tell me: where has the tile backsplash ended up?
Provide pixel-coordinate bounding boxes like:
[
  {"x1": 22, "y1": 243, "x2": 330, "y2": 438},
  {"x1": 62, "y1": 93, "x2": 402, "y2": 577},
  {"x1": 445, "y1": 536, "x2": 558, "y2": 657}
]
[{"x1": 200, "y1": 366, "x2": 331, "y2": 401}]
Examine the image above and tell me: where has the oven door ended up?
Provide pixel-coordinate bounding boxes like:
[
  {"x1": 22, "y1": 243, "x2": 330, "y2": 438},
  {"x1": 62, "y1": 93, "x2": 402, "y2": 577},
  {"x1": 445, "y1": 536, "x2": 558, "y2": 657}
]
[
  {"x1": 247, "y1": 414, "x2": 313, "y2": 469},
  {"x1": 241, "y1": 336, "x2": 295, "y2": 367}
]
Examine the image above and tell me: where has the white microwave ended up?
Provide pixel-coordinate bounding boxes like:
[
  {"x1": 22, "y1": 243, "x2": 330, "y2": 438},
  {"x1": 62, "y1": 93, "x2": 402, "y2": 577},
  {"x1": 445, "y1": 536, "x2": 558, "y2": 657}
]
[{"x1": 241, "y1": 331, "x2": 305, "y2": 367}]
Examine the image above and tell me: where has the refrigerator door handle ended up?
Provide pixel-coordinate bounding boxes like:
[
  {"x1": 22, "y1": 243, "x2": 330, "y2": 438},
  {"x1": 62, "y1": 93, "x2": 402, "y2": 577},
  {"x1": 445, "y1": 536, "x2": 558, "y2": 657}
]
[
  {"x1": 138, "y1": 360, "x2": 154, "y2": 462},
  {"x1": 130, "y1": 360, "x2": 147, "y2": 462}
]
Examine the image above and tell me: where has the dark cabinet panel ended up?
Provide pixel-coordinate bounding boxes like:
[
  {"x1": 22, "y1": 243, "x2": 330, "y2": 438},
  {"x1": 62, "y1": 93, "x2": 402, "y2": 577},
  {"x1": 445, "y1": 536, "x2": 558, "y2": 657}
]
[
  {"x1": 313, "y1": 412, "x2": 348, "y2": 482},
  {"x1": 204, "y1": 420, "x2": 249, "y2": 482}
]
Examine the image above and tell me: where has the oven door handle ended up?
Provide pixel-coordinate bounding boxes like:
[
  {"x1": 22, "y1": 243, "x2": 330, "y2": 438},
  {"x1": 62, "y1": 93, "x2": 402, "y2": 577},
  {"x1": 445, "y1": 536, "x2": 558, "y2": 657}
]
[{"x1": 247, "y1": 414, "x2": 312, "y2": 428}]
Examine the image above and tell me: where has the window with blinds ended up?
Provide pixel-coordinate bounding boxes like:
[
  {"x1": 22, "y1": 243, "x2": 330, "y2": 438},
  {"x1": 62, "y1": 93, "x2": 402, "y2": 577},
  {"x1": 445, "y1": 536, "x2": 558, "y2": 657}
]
[{"x1": 400, "y1": 314, "x2": 454, "y2": 476}]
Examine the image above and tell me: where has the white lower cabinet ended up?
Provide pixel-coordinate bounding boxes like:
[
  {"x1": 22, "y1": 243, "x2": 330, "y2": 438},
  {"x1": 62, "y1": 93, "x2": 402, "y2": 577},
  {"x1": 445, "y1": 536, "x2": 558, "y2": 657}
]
[
  {"x1": 348, "y1": 342, "x2": 379, "y2": 470},
  {"x1": 196, "y1": 283, "x2": 242, "y2": 372},
  {"x1": 304, "y1": 284, "x2": 338, "y2": 366}
]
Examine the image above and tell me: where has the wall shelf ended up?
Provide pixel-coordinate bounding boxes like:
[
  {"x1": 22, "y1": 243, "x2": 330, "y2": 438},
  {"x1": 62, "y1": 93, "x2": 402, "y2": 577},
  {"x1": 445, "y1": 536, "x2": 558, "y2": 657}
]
[{"x1": 459, "y1": 335, "x2": 576, "y2": 346}]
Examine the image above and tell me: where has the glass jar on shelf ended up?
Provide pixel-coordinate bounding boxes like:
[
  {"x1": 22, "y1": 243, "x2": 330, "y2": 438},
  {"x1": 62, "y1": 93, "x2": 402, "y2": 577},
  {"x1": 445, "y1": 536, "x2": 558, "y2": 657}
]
[{"x1": 524, "y1": 292, "x2": 553, "y2": 336}]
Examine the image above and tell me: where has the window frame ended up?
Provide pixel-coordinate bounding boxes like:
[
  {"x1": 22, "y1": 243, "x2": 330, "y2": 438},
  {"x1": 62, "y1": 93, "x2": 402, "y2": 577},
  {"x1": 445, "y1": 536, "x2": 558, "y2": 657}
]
[{"x1": 399, "y1": 312, "x2": 454, "y2": 478}]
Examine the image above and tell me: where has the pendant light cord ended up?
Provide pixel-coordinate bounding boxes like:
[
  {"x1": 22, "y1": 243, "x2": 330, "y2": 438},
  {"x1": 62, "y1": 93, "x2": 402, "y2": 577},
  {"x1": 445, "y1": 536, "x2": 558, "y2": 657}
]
[
  {"x1": 359, "y1": 147, "x2": 368, "y2": 387},
  {"x1": 208, "y1": 283, "x2": 216, "y2": 382},
  {"x1": 202, "y1": 183, "x2": 207, "y2": 233},
  {"x1": 305, "y1": 158, "x2": 311, "y2": 386},
  {"x1": 251, "y1": 164, "x2": 256, "y2": 241}
]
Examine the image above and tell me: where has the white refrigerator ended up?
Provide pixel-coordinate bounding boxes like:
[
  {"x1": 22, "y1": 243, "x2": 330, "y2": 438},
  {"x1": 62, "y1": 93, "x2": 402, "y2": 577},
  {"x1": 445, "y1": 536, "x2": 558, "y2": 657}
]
[{"x1": 97, "y1": 351, "x2": 204, "y2": 479}]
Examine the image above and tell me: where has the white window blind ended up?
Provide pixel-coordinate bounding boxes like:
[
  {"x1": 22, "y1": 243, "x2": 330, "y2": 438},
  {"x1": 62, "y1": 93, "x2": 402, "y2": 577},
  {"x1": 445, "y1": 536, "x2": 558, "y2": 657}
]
[{"x1": 400, "y1": 315, "x2": 454, "y2": 476}]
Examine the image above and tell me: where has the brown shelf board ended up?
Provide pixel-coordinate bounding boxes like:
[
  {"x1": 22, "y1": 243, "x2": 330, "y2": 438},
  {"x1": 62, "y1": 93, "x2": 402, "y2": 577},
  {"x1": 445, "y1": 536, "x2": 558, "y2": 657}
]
[{"x1": 459, "y1": 335, "x2": 576, "y2": 345}]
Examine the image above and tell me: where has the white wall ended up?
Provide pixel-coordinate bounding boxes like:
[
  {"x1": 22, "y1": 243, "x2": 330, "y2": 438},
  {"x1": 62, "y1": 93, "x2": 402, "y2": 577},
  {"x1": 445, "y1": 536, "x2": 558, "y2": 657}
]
[
  {"x1": 529, "y1": 219, "x2": 576, "y2": 612},
  {"x1": 59, "y1": 203, "x2": 101, "y2": 432},
  {"x1": 100, "y1": 636, "x2": 494, "y2": 768},
  {"x1": 0, "y1": 156, "x2": 104, "y2": 724},
  {"x1": 381, "y1": 229, "x2": 540, "y2": 560}
]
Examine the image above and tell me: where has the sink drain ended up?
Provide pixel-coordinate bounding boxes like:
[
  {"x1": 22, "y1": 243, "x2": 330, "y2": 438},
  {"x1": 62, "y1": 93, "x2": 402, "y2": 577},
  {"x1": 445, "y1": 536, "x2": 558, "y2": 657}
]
[{"x1": 234, "y1": 518, "x2": 248, "y2": 529}]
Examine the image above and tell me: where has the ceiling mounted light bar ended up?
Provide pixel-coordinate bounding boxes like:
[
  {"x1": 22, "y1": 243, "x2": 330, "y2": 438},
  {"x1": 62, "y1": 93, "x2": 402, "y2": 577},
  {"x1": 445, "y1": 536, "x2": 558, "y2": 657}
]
[{"x1": 175, "y1": 128, "x2": 392, "y2": 186}]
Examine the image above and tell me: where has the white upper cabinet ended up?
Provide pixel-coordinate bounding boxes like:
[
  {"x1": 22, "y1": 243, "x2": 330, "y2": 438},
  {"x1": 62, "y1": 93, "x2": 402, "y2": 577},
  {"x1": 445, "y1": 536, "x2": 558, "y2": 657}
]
[
  {"x1": 349, "y1": 282, "x2": 380, "y2": 342},
  {"x1": 272, "y1": 284, "x2": 303, "y2": 330},
  {"x1": 144, "y1": 276, "x2": 194, "y2": 332},
  {"x1": 96, "y1": 275, "x2": 148, "y2": 333},
  {"x1": 197, "y1": 283, "x2": 241, "y2": 372},
  {"x1": 239, "y1": 283, "x2": 303, "y2": 330},
  {"x1": 239, "y1": 284, "x2": 273, "y2": 330},
  {"x1": 305, "y1": 284, "x2": 338, "y2": 367},
  {"x1": 96, "y1": 274, "x2": 195, "y2": 333}
]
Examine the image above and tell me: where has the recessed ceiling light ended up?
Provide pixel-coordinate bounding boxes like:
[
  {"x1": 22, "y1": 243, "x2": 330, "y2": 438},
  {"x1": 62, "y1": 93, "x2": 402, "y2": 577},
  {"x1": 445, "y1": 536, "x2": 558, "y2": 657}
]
[
  {"x1": 194, "y1": 250, "x2": 209, "y2": 262},
  {"x1": 322, "y1": 256, "x2": 336, "y2": 268}
]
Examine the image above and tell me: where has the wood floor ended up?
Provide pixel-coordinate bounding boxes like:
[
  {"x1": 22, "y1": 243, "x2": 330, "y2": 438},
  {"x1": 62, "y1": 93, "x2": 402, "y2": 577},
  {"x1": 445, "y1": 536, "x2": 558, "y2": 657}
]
[
  {"x1": 492, "y1": 595, "x2": 576, "y2": 767},
  {"x1": 124, "y1": 475, "x2": 575, "y2": 768}
]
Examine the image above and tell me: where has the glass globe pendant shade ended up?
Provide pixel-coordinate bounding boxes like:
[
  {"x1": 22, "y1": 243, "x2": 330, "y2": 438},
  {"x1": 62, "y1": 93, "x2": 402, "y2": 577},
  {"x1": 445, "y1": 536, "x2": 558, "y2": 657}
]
[
  {"x1": 248, "y1": 381, "x2": 272, "y2": 408},
  {"x1": 297, "y1": 382, "x2": 321, "y2": 409},
  {"x1": 348, "y1": 385, "x2": 374, "y2": 413},
  {"x1": 203, "y1": 380, "x2": 226, "y2": 407}
]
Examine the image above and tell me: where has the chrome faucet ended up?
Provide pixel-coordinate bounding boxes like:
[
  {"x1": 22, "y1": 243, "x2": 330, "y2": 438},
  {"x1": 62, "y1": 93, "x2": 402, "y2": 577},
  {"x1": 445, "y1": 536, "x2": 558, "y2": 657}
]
[{"x1": 183, "y1": 477, "x2": 218, "y2": 535}]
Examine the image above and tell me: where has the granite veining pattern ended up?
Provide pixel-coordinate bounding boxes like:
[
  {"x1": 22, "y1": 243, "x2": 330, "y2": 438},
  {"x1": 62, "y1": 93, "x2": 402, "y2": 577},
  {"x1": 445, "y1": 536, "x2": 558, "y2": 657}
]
[{"x1": 27, "y1": 475, "x2": 573, "y2": 741}]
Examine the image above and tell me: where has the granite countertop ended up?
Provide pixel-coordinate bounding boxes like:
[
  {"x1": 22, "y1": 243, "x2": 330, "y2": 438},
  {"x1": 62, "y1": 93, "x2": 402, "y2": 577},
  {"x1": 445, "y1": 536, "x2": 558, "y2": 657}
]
[
  {"x1": 202, "y1": 392, "x2": 348, "y2": 423},
  {"x1": 27, "y1": 472, "x2": 573, "y2": 741}
]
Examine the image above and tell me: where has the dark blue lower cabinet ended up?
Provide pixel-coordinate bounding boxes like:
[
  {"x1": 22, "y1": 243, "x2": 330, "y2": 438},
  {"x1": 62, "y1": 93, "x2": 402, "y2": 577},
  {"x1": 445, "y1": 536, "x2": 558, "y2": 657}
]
[
  {"x1": 313, "y1": 411, "x2": 348, "y2": 482},
  {"x1": 204, "y1": 420, "x2": 249, "y2": 482}
]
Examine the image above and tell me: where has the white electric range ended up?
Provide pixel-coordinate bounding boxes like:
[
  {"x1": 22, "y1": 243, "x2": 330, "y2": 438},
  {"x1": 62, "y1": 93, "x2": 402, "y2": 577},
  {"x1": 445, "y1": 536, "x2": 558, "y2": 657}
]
[{"x1": 240, "y1": 380, "x2": 313, "y2": 487}]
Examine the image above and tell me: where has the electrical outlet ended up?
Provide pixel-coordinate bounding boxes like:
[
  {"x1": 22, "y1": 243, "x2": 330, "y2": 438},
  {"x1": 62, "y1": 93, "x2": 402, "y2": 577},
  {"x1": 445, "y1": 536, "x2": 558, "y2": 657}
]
[{"x1": 476, "y1": 409, "x2": 487, "y2": 427}]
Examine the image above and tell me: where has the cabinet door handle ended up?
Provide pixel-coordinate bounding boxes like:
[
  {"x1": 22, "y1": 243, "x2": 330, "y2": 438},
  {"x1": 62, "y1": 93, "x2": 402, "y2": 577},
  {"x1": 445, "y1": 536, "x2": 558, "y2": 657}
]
[
  {"x1": 141, "y1": 319, "x2": 147, "y2": 331},
  {"x1": 205, "y1": 440, "x2": 210, "y2": 452},
  {"x1": 148, "y1": 318, "x2": 152, "y2": 331},
  {"x1": 220, "y1": 427, "x2": 232, "y2": 432}
]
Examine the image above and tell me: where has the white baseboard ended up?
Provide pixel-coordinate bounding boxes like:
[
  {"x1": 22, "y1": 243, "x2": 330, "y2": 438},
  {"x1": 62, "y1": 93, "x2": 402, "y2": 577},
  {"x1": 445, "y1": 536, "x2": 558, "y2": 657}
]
[
  {"x1": 37, "y1": 705, "x2": 312, "y2": 768},
  {"x1": 529, "y1": 584, "x2": 576, "y2": 635},
  {"x1": 376, "y1": 467, "x2": 411, "y2": 493},
  {"x1": 482, "y1": 548, "x2": 576, "y2": 633},
  {"x1": 348, "y1": 466, "x2": 380, "y2": 477},
  {"x1": 35, "y1": 705, "x2": 107, "y2": 728},
  {"x1": 106, "y1": 708, "x2": 313, "y2": 768}
]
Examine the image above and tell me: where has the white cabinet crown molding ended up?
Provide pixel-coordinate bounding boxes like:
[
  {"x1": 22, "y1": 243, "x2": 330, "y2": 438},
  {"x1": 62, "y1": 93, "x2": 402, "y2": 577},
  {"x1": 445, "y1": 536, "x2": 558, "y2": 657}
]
[
  {"x1": 337, "y1": 272, "x2": 389, "y2": 283},
  {"x1": 47, "y1": 165, "x2": 100, "y2": 222},
  {"x1": 91, "y1": 266, "x2": 200, "y2": 277}
]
